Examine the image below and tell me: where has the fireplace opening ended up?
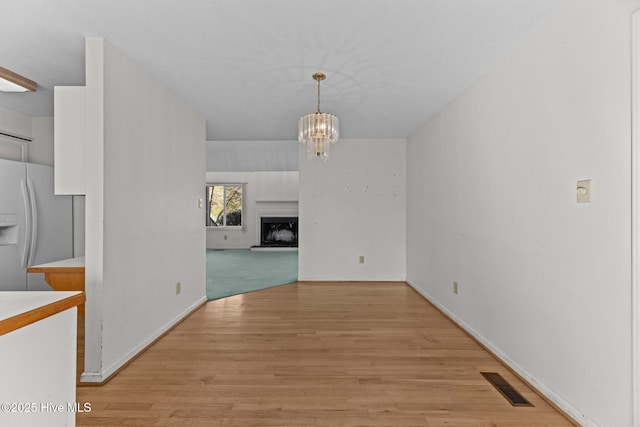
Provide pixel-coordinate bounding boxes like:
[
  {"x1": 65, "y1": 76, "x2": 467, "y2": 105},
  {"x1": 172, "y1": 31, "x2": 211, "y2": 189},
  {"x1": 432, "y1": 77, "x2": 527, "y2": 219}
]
[{"x1": 260, "y1": 217, "x2": 298, "y2": 247}]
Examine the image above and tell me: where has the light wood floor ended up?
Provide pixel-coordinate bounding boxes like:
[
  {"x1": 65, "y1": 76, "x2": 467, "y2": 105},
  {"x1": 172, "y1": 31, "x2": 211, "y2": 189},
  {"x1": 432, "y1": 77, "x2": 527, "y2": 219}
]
[{"x1": 76, "y1": 282, "x2": 576, "y2": 426}]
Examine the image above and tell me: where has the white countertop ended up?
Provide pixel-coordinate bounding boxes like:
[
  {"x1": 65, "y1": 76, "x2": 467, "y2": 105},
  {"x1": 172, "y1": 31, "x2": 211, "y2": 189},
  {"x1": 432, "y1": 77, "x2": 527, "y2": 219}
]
[
  {"x1": 29, "y1": 256, "x2": 85, "y2": 269},
  {"x1": 0, "y1": 291, "x2": 83, "y2": 322}
]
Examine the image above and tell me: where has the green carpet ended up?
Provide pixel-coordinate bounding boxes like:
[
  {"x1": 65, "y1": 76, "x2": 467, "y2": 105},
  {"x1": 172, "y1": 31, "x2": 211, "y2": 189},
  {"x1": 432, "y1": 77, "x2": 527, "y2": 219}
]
[{"x1": 206, "y1": 249, "x2": 298, "y2": 300}]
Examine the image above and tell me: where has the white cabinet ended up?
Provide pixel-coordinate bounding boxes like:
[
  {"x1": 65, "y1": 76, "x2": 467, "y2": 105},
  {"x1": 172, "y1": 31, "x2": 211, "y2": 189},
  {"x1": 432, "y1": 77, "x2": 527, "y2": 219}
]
[
  {"x1": 0, "y1": 291, "x2": 83, "y2": 427},
  {"x1": 54, "y1": 86, "x2": 86, "y2": 195}
]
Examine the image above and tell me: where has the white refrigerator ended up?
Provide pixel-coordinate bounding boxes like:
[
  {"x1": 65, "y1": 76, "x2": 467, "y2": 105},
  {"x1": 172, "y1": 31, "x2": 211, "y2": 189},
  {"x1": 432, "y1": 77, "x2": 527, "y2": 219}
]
[{"x1": 0, "y1": 158, "x2": 73, "y2": 291}]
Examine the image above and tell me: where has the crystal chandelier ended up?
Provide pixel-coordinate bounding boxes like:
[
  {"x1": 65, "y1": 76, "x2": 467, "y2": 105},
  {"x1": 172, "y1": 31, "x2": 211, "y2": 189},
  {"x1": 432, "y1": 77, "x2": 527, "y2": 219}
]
[{"x1": 298, "y1": 72, "x2": 339, "y2": 160}]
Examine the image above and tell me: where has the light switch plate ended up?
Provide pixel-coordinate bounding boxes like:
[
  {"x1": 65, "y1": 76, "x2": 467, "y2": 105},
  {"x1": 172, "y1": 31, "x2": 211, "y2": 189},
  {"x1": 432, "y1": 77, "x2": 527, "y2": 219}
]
[{"x1": 577, "y1": 179, "x2": 592, "y2": 203}]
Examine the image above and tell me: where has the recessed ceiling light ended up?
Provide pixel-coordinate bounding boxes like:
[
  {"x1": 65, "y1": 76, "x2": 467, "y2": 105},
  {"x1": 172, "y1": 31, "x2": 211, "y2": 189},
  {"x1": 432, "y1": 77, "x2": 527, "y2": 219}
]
[{"x1": 0, "y1": 66, "x2": 37, "y2": 92}]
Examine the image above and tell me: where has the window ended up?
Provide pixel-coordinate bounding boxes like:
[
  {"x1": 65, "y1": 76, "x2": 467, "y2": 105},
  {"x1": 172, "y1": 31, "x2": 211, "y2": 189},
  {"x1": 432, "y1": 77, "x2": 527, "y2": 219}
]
[{"x1": 206, "y1": 184, "x2": 243, "y2": 228}]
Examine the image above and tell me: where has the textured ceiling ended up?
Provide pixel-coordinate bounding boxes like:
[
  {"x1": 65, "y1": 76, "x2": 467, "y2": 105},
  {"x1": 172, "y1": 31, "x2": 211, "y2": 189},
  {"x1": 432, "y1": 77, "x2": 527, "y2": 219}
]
[{"x1": 0, "y1": 0, "x2": 565, "y2": 141}]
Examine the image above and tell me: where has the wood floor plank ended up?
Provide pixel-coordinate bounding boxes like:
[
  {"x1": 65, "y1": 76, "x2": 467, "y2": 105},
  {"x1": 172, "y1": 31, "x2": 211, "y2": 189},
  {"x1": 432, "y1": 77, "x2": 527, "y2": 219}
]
[{"x1": 77, "y1": 282, "x2": 576, "y2": 426}]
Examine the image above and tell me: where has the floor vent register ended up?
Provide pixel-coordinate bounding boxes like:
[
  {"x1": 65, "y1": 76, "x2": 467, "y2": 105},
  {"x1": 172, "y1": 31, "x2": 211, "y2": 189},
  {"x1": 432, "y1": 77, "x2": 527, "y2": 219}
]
[{"x1": 480, "y1": 372, "x2": 533, "y2": 407}]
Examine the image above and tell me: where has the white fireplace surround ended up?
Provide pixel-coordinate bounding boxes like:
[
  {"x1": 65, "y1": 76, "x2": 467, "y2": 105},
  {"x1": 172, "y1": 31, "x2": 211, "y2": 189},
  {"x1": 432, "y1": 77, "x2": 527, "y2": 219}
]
[{"x1": 254, "y1": 201, "x2": 298, "y2": 247}]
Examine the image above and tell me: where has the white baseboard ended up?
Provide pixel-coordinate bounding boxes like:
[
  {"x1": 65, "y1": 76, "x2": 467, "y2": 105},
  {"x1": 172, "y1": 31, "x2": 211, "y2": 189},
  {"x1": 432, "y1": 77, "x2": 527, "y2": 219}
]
[
  {"x1": 405, "y1": 279, "x2": 594, "y2": 427},
  {"x1": 79, "y1": 295, "x2": 207, "y2": 384},
  {"x1": 297, "y1": 275, "x2": 406, "y2": 282},
  {"x1": 79, "y1": 371, "x2": 102, "y2": 383}
]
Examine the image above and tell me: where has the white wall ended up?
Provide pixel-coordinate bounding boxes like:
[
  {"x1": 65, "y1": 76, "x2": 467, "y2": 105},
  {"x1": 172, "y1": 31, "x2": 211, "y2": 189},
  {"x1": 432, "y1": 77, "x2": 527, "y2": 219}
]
[
  {"x1": 406, "y1": 0, "x2": 637, "y2": 425},
  {"x1": 0, "y1": 106, "x2": 31, "y2": 139},
  {"x1": 82, "y1": 38, "x2": 206, "y2": 381},
  {"x1": 0, "y1": 108, "x2": 54, "y2": 166},
  {"x1": 206, "y1": 140, "x2": 298, "y2": 172},
  {"x1": 205, "y1": 171, "x2": 298, "y2": 248},
  {"x1": 299, "y1": 139, "x2": 406, "y2": 281},
  {"x1": 30, "y1": 116, "x2": 54, "y2": 166},
  {"x1": 0, "y1": 106, "x2": 31, "y2": 162}
]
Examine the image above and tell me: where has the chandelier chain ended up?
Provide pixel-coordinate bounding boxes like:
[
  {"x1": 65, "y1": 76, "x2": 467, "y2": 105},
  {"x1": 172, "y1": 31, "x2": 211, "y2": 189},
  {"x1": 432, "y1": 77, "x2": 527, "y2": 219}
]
[{"x1": 317, "y1": 77, "x2": 321, "y2": 113}]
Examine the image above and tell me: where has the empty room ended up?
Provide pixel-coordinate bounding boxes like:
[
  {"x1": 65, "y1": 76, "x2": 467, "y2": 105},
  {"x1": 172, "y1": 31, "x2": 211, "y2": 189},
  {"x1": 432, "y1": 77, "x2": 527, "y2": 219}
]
[{"x1": 1, "y1": 1, "x2": 639, "y2": 426}]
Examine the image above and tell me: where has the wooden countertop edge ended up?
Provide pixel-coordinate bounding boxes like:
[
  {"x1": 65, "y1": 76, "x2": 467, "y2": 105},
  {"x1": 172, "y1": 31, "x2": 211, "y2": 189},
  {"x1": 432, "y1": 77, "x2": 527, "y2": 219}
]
[
  {"x1": 0, "y1": 292, "x2": 86, "y2": 336},
  {"x1": 27, "y1": 266, "x2": 85, "y2": 273}
]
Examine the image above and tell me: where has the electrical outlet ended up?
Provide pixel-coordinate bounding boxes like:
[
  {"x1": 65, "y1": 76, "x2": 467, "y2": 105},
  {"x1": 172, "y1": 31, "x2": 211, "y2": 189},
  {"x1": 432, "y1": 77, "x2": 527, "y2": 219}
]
[
  {"x1": 359, "y1": 256, "x2": 365, "y2": 264},
  {"x1": 224, "y1": 235, "x2": 228, "y2": 240},
  {"x1": 453, "y1": 281, "x2": 459, "y2": 295},
  {"x1": 175, "y1": 282, "x2": 181, "y2": 295}
]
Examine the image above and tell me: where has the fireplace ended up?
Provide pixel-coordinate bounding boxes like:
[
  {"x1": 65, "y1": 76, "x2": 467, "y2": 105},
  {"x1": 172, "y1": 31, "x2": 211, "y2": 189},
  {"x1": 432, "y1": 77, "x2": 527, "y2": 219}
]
[{"x1": 260, "y1": 217, "x2": 298, "y2": 247}]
